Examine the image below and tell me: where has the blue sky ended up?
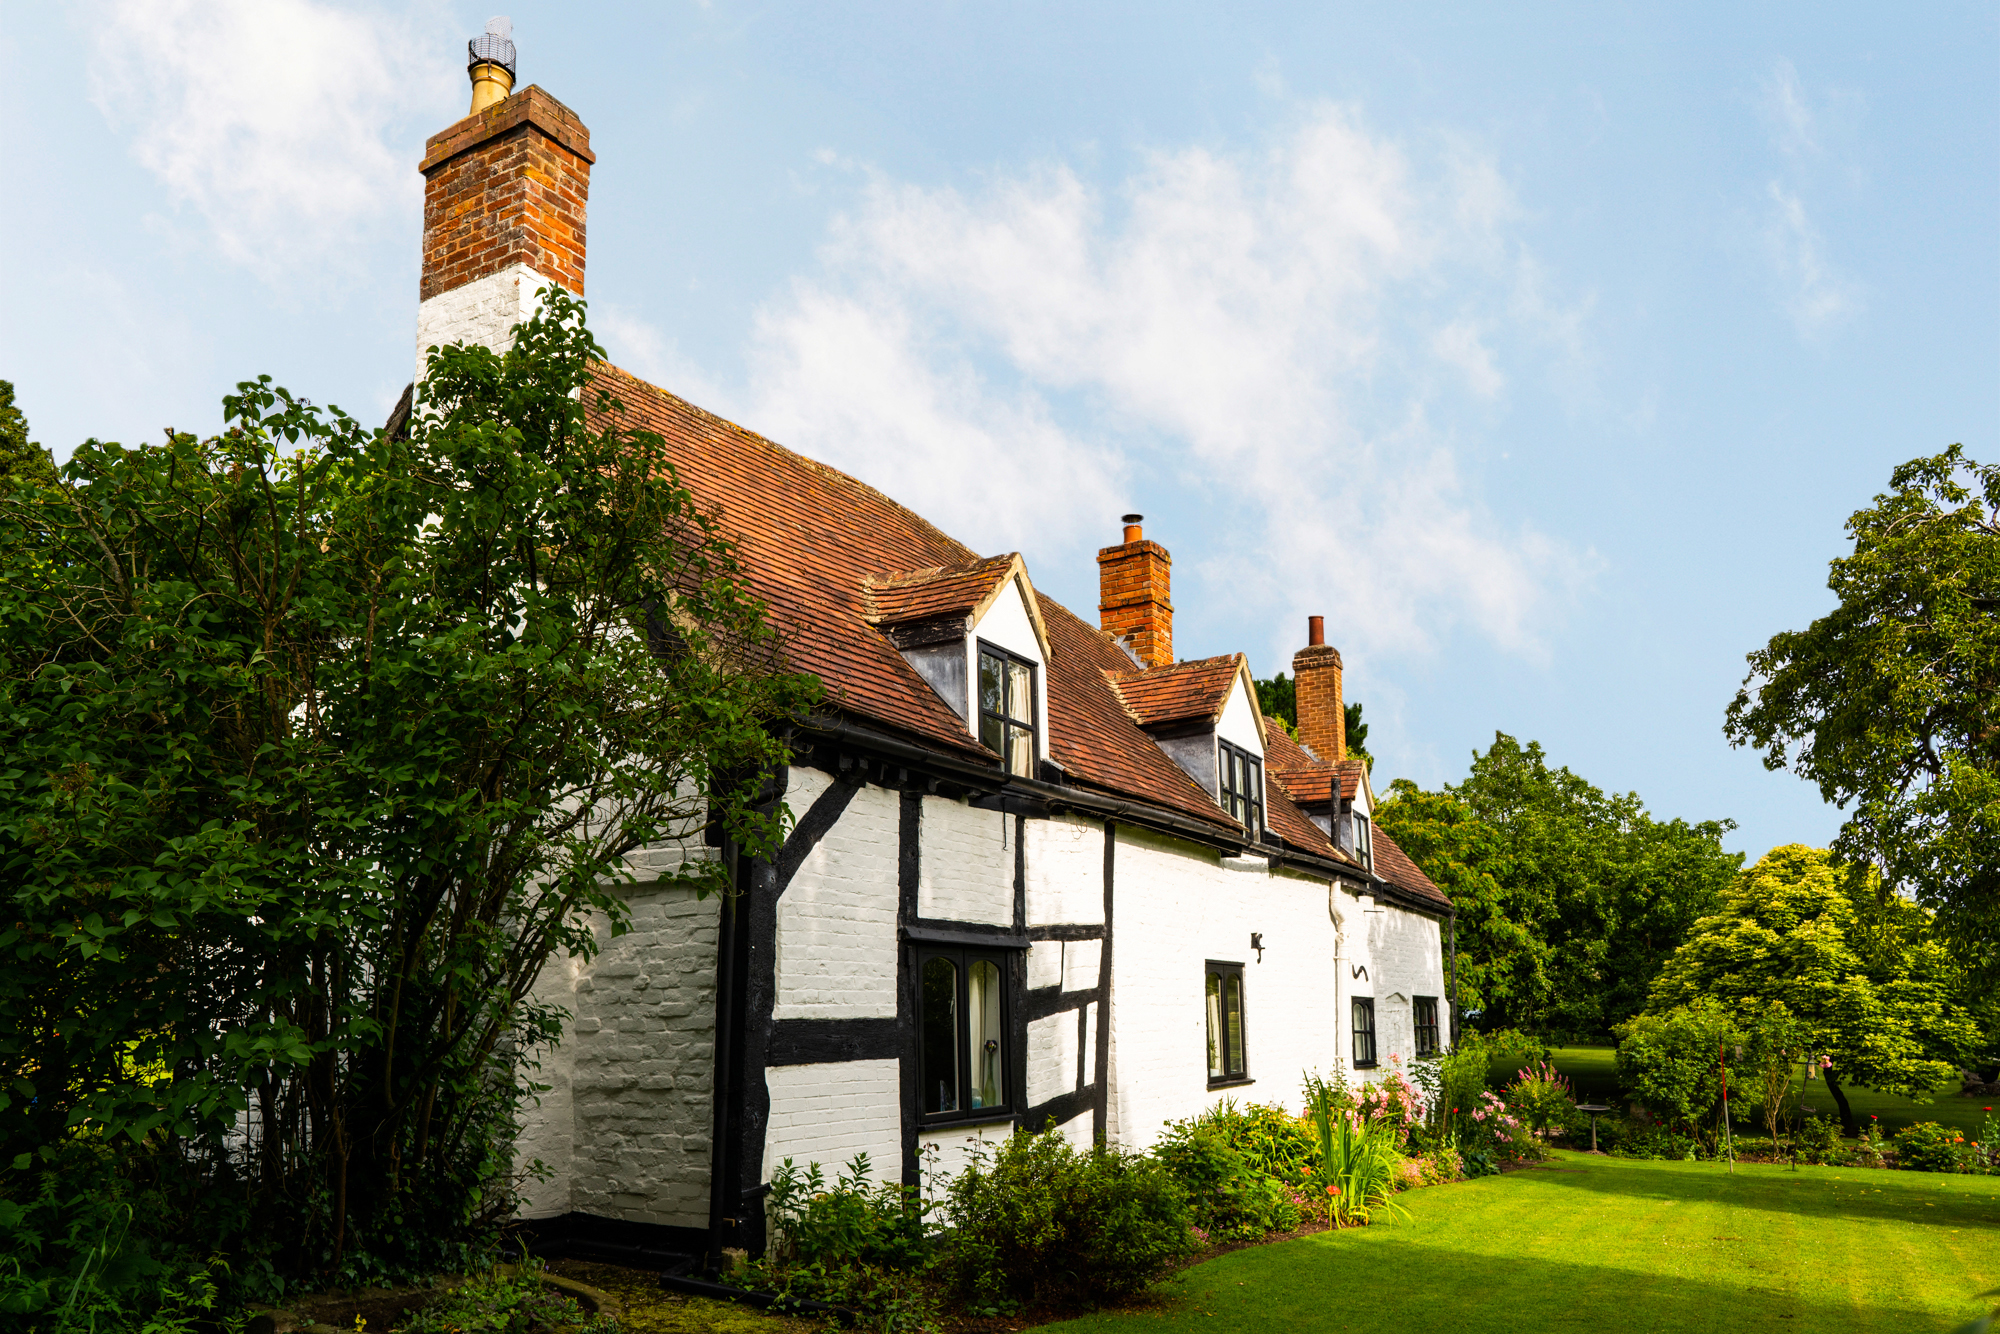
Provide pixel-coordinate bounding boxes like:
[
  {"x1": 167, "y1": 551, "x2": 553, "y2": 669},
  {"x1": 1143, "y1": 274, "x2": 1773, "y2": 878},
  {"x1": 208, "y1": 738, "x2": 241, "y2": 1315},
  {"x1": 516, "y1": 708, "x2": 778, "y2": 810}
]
[{"x1": 2, "y1": 2, "x2": 1995, "y2": 860}]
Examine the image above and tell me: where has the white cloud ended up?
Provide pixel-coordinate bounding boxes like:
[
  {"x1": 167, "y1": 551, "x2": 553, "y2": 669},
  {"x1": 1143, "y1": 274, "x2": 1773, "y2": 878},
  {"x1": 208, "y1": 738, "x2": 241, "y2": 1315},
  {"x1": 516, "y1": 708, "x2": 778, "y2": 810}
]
[
  {"x1": 1757, "y1": 59, "x2": 1861, "y2": 340},
  {"x1": 86, "y1": 0, "x2": 457, "y2": 283},
  {"x1": 727, "y1": 104, "x2": 1590, "y2": 662},
  {"x1": 1764, "y1": 181, "x2": 1857, "y2": 340},
  {"x1": 1765, "y1": 58, "x2": 1819, "y2": 158}
]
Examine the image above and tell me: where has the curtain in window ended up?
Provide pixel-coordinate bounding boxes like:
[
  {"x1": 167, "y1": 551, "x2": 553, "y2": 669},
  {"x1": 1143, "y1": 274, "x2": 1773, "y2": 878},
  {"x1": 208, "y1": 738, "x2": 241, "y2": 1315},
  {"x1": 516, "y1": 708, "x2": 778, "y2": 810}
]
[
  {"x1": 968, "y1": 959, "x2": 1004, "y2": 1108},
  {"x1": 1205, "y1": 972, "x2": 1225, "y2": 1078},
  {"x1": 922, "y1": 956, "x2": 959, "y2": 1113}
]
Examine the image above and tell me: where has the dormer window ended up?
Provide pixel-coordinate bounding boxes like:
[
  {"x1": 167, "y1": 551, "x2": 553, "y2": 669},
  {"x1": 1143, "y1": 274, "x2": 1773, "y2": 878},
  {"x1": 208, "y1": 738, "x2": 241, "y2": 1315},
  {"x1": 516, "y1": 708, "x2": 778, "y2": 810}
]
[
  {"x1": 1218, "y1": 739, "x2": 1264, "y2": 840},
  {"x1": 1353, "y1": 810, "x2": 1373, "y2": 871},
  {"x1": 978, "y1": 642, "x2": 1037, "y2": 777}
]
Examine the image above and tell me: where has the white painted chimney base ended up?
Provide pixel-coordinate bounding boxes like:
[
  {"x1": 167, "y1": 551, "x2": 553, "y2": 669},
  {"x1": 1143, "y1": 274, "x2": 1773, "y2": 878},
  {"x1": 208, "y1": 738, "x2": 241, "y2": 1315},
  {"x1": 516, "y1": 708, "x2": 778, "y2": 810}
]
[{"x1": 414, "y1": 262, "x2": 560, "y2": 385}]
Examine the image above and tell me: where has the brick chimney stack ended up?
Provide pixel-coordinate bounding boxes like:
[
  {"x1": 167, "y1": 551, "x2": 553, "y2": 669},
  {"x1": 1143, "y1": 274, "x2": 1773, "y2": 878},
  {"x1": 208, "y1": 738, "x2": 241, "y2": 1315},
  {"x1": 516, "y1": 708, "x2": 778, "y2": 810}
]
[
  {"x1": 413, "y1": 21, "x2": 592, "y2": 383},
  {"x1": 1098, "y1": 514, "x2": 1173, "y2": 668},
  {"x1": 1292, "y1": 615, "x2": 1345, "y2": 762}
]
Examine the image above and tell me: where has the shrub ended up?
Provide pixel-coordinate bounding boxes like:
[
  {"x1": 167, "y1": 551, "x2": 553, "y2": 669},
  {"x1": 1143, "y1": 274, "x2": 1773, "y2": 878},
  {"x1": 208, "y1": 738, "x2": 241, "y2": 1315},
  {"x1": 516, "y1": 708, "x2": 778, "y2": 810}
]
[
  {"x1": 737, "y1": 1154, "x2": 934, "y2": 1325},
  {"x1": 1178, "y1": 1100, "x2": 1317, "y2": 1185},
  {"x1": 399, "y1": 1263, "x2": 619, "y2": 1334},
  {"x1": 937, "y1": 1129, "x2": 1195, "y2": 1312},
  {"x1": 1795, "y1": 1112, "x2": 1840, "y2": 1163},
  {"x1": 1975, "y1": 1110, "x2": 1998, "y2": 1175},
  {"x1": 0, "y1": 1143, "x2": 227, "y2": 1334},
  {"x1": 1894, "y1": 1122, "x2": 1970, "y2": 1174},
  {"x1": 1152, "y1": 1120, "x2": 1300, "y2": 1240},
  {"x1": 1415, "y1": 1147, "x2": 1464, "y2": 1187},
  {"x1": 1614, "y1": 1002, "x2": 1741, "y2": 1153},
  {"x1": 1613, "y1": 1126, "x2": 1703, "y2": 1161}
]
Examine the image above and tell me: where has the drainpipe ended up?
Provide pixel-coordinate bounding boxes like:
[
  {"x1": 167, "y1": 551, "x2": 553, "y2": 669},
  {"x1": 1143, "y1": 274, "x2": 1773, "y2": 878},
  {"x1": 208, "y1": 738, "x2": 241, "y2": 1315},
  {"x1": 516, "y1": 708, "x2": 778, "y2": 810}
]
[{"x1": 1328, "y1": 883, "x2": 1349, "y2": 1085}]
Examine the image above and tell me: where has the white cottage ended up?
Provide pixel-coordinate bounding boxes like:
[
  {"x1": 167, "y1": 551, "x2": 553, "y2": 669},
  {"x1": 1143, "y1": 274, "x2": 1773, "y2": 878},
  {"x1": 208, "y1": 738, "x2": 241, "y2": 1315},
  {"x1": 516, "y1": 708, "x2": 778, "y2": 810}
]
[{"x1": 406, "y1": 46, "x2": 1454, "y2": 1267}]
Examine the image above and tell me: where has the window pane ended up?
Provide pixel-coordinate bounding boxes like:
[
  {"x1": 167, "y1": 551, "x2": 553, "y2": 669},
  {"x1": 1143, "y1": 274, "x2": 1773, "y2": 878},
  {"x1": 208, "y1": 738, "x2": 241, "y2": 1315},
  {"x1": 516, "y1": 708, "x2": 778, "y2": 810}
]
[
  {"x1": 1225, "y1": 975, "x2": 1245, "y2": 1075},
  {"x1": 980, "y1": 712, "x2": 1005, "y2": 755},
  {"x1": 1205, "y1": 973, "x2": 1224, "y2": 1078},
  {"x1": 1007, "y1": 660, "x2": 1032, "y2": 724},
  {"x1": 979, "y1": 650, "x2": 1003, "y2": 716},
  {"x1": 1007, "y1": 723, "x2": 1035, "y2": 777},
  {"x1": 922, "y1": 957, "x2": 959, "y2": 1113},
  {"x1": 1352, "y1": 997, "x2": 1376, "y2": 1067},
  {"x1": 968, "y1": 959, "x2": 1005, "y2": 1109}
]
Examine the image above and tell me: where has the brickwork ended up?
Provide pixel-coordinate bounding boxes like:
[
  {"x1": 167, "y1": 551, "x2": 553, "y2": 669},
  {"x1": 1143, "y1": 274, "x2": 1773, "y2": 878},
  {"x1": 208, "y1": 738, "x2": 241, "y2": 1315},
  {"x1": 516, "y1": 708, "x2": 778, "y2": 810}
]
[
  {"x1": 763, "y1": 1060, "x2": 904, "y2": 1184},
  {"x1": 420, "y1": 85, "x2": 592, "y2": 303},
  {"x1": 1291, "y1": 643, "x2": 1346, "y2": 762},
  {"x1": 1096, "y1": 539, "x2": 1173, "y2": 667},
  {"x1": 565, "y1": 876, "x2": 720, "y2": 1229},
  {"x1": 773, "y1": 782, "x2": 901, "y2": 1020},
  {"x1": 917, "y1": 796, "x2": 1014, "y2": 925}
]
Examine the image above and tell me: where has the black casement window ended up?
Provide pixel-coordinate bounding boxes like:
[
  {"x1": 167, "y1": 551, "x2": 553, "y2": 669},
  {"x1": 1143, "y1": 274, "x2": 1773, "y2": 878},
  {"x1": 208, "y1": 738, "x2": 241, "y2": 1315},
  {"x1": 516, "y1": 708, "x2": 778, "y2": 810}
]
[
  {"x1": 1351, "y1": 996, "x2": 1378, "y2": 1068},
  {"x1": 1414, "y1": 996, "x2": 1441, "y2": 1058},
  {"x1": 977, "y1": 643, "x2": 1037, "y2": 778},
  {"x1": 918, "y1": 947, "x2": 1012, "y2": 1121},
  {"x1": 1217, "y1": 740, "x2": 1264, "y2": 840},
  {"x1": 1204, "y1": 962, "x2": 1249, "y2": 1084},
  {"x1": 1353, "y1": 811, "x2": 1373, "y2": 871}
]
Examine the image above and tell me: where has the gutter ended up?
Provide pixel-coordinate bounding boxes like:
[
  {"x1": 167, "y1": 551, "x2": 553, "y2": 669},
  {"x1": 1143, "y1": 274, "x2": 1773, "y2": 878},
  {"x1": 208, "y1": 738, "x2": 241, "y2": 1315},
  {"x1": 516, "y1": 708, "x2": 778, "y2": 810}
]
[{"x1": 799, "y1": 712, "x2": 1382, "y2": 890}]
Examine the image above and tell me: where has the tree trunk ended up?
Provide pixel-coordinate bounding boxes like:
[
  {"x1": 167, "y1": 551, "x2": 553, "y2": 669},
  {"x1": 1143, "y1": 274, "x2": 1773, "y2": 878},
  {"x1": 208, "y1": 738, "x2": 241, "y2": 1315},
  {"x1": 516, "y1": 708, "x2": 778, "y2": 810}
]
[{"x1": 1823, "y1": 1068, "x2": 1857, "y2": 1139}]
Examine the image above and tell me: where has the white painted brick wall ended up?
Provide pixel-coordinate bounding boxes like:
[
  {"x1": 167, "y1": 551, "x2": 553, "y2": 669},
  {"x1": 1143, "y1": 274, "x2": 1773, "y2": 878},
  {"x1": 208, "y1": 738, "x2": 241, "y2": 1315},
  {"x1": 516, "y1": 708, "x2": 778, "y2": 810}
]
[
  {"x1": 1027, "y1": 942, "x2": 1061, "y2": 990},
  {"x1": 523, "y1": 875, "x2": 720, "y2": 1228},
  {"x1": 773, "y1": 783, "x2": 900, "y2": 1019},
  {"x1": 1026, "y1": 1010, "x2": 1080, "y2": 1107},
  {"x1": 1360, "y1": 898, "x2": 1445, "y2": 1068},
  {"x1": 1024, "y1": 815, "x2": 1104, "y2": 926},
  {"x1": 1105, "y1": 827, "x2": 1444, "y2": 1151},
  {"x1": 918, "y1": 796, "x2": 1013, "y2": 925},
  {"x1": 413, "y1": 263, "x2": 551, "y2": 383},
  {"x1": 1062, "y1": 939, "x2": 1102, "y2": 991},
  {"x1": 763, "y1": 1059, "x2": 904, "y2": 1185}
]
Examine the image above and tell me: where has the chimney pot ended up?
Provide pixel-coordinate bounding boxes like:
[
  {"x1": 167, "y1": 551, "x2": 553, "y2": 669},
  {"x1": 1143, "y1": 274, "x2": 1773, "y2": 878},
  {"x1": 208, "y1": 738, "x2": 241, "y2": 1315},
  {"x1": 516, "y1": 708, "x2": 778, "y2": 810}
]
[
  {"x1": 467, "y1": 17, "x2": 517, "y2": 114},
  {"x1": 1292, "y1": 618, "x2": 1345, "y2": 763},
  {"x1": 1121, "y1": 513, "x2": 1144, "y2": 543}
]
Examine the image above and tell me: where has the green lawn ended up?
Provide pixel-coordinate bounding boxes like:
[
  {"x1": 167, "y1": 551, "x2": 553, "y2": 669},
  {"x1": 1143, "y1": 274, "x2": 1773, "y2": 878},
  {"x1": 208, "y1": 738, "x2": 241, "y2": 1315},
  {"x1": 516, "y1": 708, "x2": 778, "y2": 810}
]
[
  {"x1": 1045, "y1": 1152, "x2": 2000, "y2": 1334},
  {"x1": 1501, "y1": 1046, "x2": 1994, "y2": 1138}
]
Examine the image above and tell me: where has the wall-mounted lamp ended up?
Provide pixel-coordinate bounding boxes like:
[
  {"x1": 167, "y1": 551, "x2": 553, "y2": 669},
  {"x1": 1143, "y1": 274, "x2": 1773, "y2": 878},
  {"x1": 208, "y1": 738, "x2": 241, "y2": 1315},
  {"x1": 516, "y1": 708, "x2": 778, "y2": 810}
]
[{"x1": 1251, "y1": 932, "x2": 1264, "y2": 963}]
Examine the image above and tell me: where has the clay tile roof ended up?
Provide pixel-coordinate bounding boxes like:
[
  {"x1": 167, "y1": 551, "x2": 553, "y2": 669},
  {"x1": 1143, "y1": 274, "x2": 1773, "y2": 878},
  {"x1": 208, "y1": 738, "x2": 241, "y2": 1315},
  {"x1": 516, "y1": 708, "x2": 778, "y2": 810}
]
[
  {"x1": 1373, "y1": 826, "x2": 1450, "y2": 912},
  {"x1": 584, "y1": 362, "x2": 1387, "y2": 873},
  {"x1": 1106, "y1": 654, "x2": 1246, "y2": 730},
  {"x1": 863, "y1": 554, "x2": 1018, "y2": 626}
]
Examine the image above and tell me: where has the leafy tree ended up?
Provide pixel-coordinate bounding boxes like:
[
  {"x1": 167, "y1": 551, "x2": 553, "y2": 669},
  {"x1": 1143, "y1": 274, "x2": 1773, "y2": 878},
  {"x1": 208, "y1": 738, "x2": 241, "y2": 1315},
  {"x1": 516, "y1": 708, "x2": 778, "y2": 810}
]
[
  {"x1": 1377, "y1": 733, "x2": 1740, "y2": 1037},
  {"x1": 0, "y1": 380, "x2": 57, "y2": 488},
  {"x1": 0, "y1": 291, "x2": 818, "y2": 1283},
  {"x1": 1251, "y1": 673, "x2": 1371, "y2": 763},
  {"x1": 1725, "y1": 446, "x2": 2000, "y2": 967},
  {"x1": 1371, "y1": 780, "x2": 1543, "y2": 1019},
  {"x1": 1647, "y1": 844, "x2": 1977, "y2": 1135}
]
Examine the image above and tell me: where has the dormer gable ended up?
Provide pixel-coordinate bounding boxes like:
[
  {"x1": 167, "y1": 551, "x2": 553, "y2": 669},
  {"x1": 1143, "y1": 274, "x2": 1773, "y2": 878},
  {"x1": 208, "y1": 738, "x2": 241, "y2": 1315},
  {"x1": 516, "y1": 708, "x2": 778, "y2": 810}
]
[
  {"x1": 863, "y1": 553, "x2": 1052, "y2": 770},
  {"x1": 1107, "y1": 654, "x2": 1269, "y2": 837}
]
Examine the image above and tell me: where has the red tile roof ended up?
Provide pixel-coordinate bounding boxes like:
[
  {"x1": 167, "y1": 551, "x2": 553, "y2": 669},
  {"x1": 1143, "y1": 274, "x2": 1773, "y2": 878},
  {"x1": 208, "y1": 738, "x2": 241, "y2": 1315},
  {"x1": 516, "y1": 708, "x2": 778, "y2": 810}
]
[
  {"x1": 1263, "y1": 717, "x2": 1448, "y2": 912},
  {"x1": 590, "y1": 364, "x2": 1428, "y2": 899},
  {"x1": 863, "y1": 554, "x2": 1017, "y2": 626},
  {"x1": 1106, "y1": 654, "x2": 1247, "y2": 730}
]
